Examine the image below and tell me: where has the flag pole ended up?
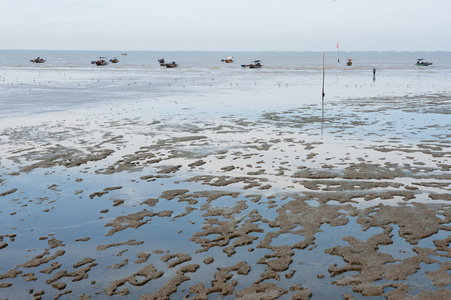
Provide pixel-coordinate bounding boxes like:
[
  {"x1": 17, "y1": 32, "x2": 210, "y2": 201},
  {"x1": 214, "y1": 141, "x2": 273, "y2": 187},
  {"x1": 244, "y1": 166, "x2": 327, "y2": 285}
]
[
  {"x1": 337, "y1": 42, "x2": 340, "y2": 63},
  {"x1": 322, "y1": 52, "x2": 325, "y2": 105}
]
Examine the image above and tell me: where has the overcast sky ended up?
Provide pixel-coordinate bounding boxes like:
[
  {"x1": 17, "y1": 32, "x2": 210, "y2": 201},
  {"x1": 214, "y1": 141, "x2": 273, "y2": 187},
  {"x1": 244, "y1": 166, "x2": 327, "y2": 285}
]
[{"x1": 1, "y1": 0, "x2": 450, "y2": 51}]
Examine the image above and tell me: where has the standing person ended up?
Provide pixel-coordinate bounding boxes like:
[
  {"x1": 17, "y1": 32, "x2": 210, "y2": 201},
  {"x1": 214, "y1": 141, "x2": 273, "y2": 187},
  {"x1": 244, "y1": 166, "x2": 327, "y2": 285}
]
[{"x1": 373, "y1": 68, "x2": 376, "y2": 80}]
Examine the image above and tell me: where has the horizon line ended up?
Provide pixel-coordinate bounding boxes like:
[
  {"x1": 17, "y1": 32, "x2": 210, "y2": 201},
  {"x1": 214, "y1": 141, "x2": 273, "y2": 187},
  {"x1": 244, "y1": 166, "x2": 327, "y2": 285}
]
[{"x1": 1, "y1": 49, "x2": 449, "y2": 53}]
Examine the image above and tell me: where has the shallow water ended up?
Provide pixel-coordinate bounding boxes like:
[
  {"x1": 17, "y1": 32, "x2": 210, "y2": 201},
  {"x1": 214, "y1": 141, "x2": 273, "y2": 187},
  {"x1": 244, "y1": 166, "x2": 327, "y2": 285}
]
[
  {"x1": 0, "y1": 51, "x2": 450, "y2": 299},
  {"x1": 1, "y1": 50, "x2": 450, "y2": 118}
]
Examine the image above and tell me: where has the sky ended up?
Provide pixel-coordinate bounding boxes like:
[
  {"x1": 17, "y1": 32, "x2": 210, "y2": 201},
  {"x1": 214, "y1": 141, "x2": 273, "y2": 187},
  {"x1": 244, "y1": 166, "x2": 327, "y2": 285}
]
[{"x1": 1, "y1": 0, "x2": 450, "y2": 51}]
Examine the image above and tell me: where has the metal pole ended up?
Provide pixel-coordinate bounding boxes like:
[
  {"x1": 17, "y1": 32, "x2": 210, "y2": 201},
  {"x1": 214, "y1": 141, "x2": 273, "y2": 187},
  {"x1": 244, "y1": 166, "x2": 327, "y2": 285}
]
[
  {"x1": 322, "y1": 52, "x2": 325, "y2": 106},
  {"x1": 322, "y1": 52, "x2": 325, "y2": 136}
]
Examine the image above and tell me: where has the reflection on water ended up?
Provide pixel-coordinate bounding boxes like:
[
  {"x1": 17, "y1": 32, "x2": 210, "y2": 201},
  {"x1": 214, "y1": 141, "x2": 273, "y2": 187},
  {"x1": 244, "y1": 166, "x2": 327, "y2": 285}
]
[{"x1": 0, "y1": 50, "x2": 450, "y2": 299}]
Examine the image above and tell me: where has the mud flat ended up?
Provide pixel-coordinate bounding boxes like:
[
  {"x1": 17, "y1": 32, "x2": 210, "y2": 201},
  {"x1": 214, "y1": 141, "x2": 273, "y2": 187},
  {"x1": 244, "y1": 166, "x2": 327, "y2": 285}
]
[{"x1": 1, "y1": 71, "x2": 451, "y2": 299}]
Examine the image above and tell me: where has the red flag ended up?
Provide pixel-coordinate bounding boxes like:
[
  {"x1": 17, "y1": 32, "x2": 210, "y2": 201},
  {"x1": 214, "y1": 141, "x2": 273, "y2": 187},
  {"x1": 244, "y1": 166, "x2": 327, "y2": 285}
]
[{"x1": 337, "y1": 42, "x2": 339, "y2": 48}]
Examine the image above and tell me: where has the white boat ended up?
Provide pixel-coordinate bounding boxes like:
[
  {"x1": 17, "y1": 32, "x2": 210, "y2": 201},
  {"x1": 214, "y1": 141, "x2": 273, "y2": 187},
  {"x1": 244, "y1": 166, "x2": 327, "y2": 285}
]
[
  {"x1": 221, "y1": 56, "x2": 233, "y2": 63},
  {"x1": 416, "y1": 58, "x2": 433, "y2": 66}
]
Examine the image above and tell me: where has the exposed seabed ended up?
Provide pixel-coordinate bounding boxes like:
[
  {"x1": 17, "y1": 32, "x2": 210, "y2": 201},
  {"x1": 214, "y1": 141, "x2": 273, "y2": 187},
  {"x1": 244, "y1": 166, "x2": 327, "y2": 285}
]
[{"x1": 0, "y1": 67, "x2": 450, "y2": 299}]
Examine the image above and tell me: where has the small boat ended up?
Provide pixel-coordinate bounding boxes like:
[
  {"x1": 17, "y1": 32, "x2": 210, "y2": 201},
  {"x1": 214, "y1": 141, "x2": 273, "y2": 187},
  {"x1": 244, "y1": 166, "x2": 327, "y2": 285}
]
[
  {"x1": 241, "y1": 60, "x2": 262, "y2": 68},
  {"x1": 30, "y1": 57, "x2": 46, "y2": 63},
  {"x1": 158, "y1": 58, "x2": 165, "y2": 66},
  {"x1": 121, "y1": 53, "x2": 127, "y2": 55},
  {"x1": 416, "y1": 58, "x2": 433, "y2": 66},
  {"x1": 249, "y1": 62, "x2": 262, "y2": 69},
  {"x1": 165, "y1": 61, "x2": 178, "y2": 68},
  {"x1": 109, "y1": 57, "x2": 119, "y2": 63},
  {"x1": 95, "y1": 57, "x2": 108, "y2": 66},
  {"x1": 346, "y1": 59, "x2": 352, "y2": 66},
  {"x1": 221, "y1": 56, "x2": 234, "y2": 63}
]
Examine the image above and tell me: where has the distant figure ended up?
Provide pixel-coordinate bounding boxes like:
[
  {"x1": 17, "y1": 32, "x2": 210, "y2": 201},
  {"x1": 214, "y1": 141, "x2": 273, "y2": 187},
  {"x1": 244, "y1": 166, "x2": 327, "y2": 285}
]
[{"x1": 373, "y1": 68, "x2": 376, "y2": 80}]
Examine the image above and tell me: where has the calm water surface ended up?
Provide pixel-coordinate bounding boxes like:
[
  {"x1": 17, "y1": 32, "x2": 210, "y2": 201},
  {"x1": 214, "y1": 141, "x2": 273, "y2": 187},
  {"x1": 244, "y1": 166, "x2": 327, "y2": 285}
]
[{"x1": 1, "y1": 50, "x2": 450, "y2": 121}]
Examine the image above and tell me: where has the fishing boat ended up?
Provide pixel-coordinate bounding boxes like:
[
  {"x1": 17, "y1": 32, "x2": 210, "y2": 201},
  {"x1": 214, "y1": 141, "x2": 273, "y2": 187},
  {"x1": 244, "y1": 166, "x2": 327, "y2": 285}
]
[
  {"x1": 158, "y1": 58, "x2": 165, "y2": 66},
  {"x1": 346, "y1": 59, "x2": 352, "y2": 66},
  {"x1": 109, "y1": 57, "x2": 119, "y2": 63},
  {"x1": 249, "y1": 62, "x2": 262, "y2": 68},
  {"x1": 241, "y1": 60, "x2": 262, "y2": 68},
  {"x1": 416, "y1": 58, "x2": 433, "y2": 66},
  {"x1": 165, "y1": 61, "x2": 178, "y2": 68},
  {"x1": 221, "y1": 56, "x2": 233, "y2": 63},
  {"x1": 30, "y1": 57, "x2": 46, "y2": 63},
  {"x1": 95, "y1": 57, "x2": 108, "y2": 66}
]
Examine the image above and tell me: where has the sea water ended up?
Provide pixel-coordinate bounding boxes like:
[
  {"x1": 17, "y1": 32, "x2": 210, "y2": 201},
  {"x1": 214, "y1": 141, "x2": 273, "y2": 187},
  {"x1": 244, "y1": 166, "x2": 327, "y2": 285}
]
[
  {"x1": 0, "y1": 50, "x2": 450, "y2": 299},
  {"x1": 1, "y1": 50, "x2": 451, "y2": 121}
]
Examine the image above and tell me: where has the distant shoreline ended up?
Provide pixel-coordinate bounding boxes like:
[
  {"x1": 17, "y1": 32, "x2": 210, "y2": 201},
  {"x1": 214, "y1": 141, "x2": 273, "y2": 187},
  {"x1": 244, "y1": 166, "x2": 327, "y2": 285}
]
[{"x1": 1, "y1": 49, "x2": 450, "y2": 53}]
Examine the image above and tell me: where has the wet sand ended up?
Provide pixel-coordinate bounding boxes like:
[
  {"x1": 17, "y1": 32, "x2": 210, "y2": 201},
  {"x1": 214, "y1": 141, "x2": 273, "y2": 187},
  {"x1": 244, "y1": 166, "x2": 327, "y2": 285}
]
[{"x1": 0, "y1": 70, "x2": 451, "y2": 299}]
